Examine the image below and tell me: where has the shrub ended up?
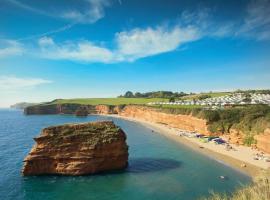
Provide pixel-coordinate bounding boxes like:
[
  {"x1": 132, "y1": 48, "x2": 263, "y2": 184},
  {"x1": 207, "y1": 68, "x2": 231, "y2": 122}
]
[
  {"x1": 243, "y1": 134, "x2": 256, "y2": 146},
  {"x1": 198, "y1": 94, "x2": 211, "y2": 100},
  {"x1": 200, "y1": 171, "x2": 270, "y2": 200},
  {"x1": 202, "y1": 110, "x2": 220, "y2": 122}
]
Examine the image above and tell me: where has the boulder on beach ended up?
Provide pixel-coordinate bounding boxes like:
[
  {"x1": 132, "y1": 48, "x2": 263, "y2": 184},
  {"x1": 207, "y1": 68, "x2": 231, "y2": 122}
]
[{"x1": 22, "y1": 121, "x2": 129, "y2": 176}]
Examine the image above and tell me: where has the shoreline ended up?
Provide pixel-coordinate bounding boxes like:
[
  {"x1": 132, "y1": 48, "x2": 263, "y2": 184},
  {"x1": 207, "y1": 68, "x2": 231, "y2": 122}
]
[{"x1": 103, "y1": 114, "x2": 269, "y2": 177}]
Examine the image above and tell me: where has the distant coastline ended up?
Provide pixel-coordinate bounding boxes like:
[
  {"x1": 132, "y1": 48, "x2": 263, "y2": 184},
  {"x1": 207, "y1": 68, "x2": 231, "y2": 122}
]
[{"x1": 10, "y1": 102, "x2": 38, "y2": 110}]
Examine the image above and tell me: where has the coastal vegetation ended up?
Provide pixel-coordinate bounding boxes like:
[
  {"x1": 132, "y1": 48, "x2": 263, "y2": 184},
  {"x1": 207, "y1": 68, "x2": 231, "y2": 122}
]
[
  {"x1": 151, "y1": 105, "x2": 270, "y2": 145},
  {"x1": 201, "y1": 172, "x2": 270, "y2": 200}
]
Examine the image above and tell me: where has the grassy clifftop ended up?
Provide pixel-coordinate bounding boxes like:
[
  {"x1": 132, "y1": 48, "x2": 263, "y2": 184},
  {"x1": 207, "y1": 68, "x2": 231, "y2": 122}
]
[{"x1": 46, "y1": 98, "x2": 168, "y2": 105}]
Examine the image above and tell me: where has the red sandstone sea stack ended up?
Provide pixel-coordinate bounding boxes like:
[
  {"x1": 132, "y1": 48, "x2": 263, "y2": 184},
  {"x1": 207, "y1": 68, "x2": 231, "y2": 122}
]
[{"x1": 22, "y1": 121, "x2": 129, "y2": 176}]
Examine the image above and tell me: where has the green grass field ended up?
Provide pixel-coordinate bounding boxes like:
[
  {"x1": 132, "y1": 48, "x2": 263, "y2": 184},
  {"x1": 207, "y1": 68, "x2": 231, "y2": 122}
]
[{"x1": 48, "y1": 98, "x2": 169, "y2": 105}]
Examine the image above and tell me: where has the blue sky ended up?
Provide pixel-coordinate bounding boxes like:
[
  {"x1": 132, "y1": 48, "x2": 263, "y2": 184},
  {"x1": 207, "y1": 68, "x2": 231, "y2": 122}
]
[{"x1": 0, "y1": 0, "x2": 270, "y2": 107}]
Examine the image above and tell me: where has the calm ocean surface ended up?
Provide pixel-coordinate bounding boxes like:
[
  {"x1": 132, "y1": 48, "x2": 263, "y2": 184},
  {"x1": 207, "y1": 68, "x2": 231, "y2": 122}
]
[{"x1": 0, "y1": 109, "x2": 251, "y2": 200}]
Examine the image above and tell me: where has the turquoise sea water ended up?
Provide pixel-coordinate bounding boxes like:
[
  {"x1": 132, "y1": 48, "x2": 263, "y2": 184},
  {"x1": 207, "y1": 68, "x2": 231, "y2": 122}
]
[{"x1": 0, "y1": 109, "x2": 251, "y2": 200}]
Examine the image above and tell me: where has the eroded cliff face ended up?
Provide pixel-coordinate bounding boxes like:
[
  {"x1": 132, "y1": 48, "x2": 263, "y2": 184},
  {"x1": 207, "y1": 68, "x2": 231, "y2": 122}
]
[
  {"x1": 255, "y1": 128, "x2": 270, "y2": 153},
  {"x1": 24, "y1": 104, "x2": 87, "y2": 115},
  {"x1": 119, "y1": 106, "x2": 210, "y2": 135},
  {"x1": 22, "y1": 121, "x2": 128, "y2": 176},
  {"x1": 223, "y1": 129, "x2": 245, "y2": 145},
  {"x1": 24, "y1": 104, "x2": 270, "y2": 153},
  {"x1": 95, "y1": 105, "x2": 118, "y2": 114},
  {"x1": 24, "y1": 104, "x2": 116, "y2": 115}
]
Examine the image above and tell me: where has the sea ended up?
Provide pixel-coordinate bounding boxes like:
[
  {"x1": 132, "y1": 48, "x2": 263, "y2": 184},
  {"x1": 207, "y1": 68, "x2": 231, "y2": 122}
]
[{"x1": 0, "y1": 109, "x2": 251, "y2": 200}]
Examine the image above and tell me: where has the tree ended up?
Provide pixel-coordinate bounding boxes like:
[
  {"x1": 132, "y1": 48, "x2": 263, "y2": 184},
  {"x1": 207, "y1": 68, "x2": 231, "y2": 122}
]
[
  {"x1": 169, "y1": 97, "x2": 175, "y2": 102},
  {"x1": 198, "y1": 94, "x2": 211, "y2": 100},
  {"x1": 243, "y1": 97, "x2": 251, "y2": 103},
  {"x1": 244, "y1": 93, "x2": 251, "y2": 98},
  {"x1": 134, "y1": 92, "x2": 142, "y2": 97},
  {"x1": 118, "y1": 91, "x2": 188, "y2": 98},
  {"x1": 124, "y1": 91, "x2": 134, "y2": 98}
]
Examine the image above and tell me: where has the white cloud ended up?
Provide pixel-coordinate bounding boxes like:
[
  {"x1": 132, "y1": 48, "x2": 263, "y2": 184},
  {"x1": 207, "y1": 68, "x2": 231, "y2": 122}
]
[
  {"x1": 0, "y1": 40, "x2": 23, "y2": 58},
  {"x1": 38, "y1": 26, "x2": 201, "y2": 63},
  {"x1": 61, "y1": 0, "x2": 110, "y2": 24},
  {"x1": 116, "y1": 26, "x2": 200, "y2": 61},
  {"x1": 0, "y1": 76, "x2": 52, "y2": 91},
  {"x1": 38, "y1": 37, "x2": 55, "y2": 46},
  {"x1": 38, "y1": 38, "x2": 115, "y2": 63},
  {"x1": 7, "y1": 0, "x2": 270, "y2": 63}
]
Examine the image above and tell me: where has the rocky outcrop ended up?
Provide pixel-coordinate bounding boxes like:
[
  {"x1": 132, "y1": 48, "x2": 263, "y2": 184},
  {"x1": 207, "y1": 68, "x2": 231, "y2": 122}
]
[
  {"x1": 22, "y1": 121, "x2": 129, "y2": 176},
  {"x1": 119, "y1": 106, "x2": 210, "y2": 135}
]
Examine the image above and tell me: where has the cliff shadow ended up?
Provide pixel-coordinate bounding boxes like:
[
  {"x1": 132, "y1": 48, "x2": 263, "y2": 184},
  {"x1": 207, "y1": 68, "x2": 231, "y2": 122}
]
[{"x1": 126, "y1": 157, "x2": 181, "y2": 174}]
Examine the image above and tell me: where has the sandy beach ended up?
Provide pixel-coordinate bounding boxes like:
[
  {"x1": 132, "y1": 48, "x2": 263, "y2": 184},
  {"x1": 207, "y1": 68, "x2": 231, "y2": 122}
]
[{"x1": 105, "y1": 114, "x2": 270, "y2": 177}]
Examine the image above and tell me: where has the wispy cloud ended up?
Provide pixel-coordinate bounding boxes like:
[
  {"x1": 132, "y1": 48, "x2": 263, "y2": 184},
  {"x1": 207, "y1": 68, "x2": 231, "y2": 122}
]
[
  {"x1": 7, "y1": 0, "x2": 54, "y2": 17},
  {"x1": 176, "y1": 0, "x2": 270, "y2": 40},
  {"x1": 17, "y1": 23, "x2": 76, "y2": 41},
  {"x1": 0, "y1": 76, "x2": 52, "y2": 91},
  {"x1": 37, "y1": 25, "x2": 201, "y2": 63},
  {"x1": 7, "y1": 0, "x2": 111, "y2": 24},
  {"x1": 237, "y1": 0, "x2": 270, "y2": 40},
  {"x1": 7, "y1": 0, "x2": 111, "y2": 41},
  {"x1": 0, "y1": 40, "x2": 23, "y2": 58}
]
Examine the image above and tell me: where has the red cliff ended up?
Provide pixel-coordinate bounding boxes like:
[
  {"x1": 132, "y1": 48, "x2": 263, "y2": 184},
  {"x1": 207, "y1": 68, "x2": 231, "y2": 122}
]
[{"x1": 118, "y1": 106, "x2": 210, "y2": 135}]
